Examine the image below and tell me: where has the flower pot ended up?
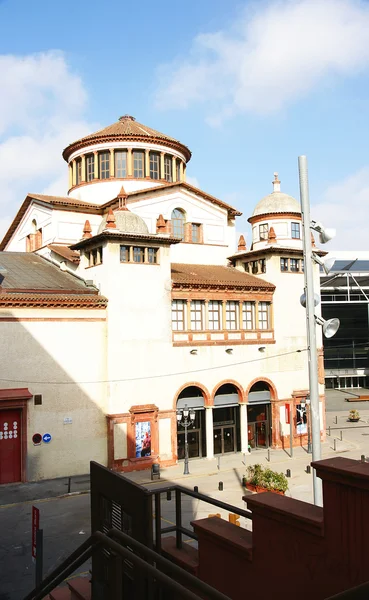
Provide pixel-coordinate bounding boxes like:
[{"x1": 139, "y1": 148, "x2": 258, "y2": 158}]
[
  {"x1": 244, "y1": 482, "x2": 285, "y2": 496},
  {"x1": 349, "y1": 418, "x2": 360, "y2": 422}
]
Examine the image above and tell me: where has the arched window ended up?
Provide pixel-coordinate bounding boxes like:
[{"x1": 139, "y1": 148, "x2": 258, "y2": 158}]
[{"x1": 171, "y1": 208, "x2": 186, "y2": 240}]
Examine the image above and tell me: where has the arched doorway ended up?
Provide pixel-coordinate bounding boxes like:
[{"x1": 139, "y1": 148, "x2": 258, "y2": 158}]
[
  {"x1": 213, "y1": 384, "x2": 241, "y2": 455},
  {"x1": 176, "y1": 386, "x2": 206, "y2": 460},
  {"x1": 247, "y1": 381, "x2": 272, "y2": 449}
]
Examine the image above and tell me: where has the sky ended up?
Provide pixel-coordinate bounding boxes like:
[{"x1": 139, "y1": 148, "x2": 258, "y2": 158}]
[{"x1": 1, "y1": 0, "x2": 369, "y2": 250}]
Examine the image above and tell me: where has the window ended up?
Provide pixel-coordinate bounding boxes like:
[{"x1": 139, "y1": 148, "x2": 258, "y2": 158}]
[
  {"x1": 147, "y1": 248, "x2": 158, "y2": 264},
  {"x1": 280, "y1": 258, "x2": 289, "y2": 272},
  {"x1": 99, "y1": 152, "x2": 110, "y2": 179},
  {"x1": 208, "y1": 301, "x2": 222, "y2": 330},
  {"x1": 301, "y1": 259, "x2": 304, "y2": 272},
  {"x1": 190, "y1": 300, "x2": 204, "y2": 330},
  {"x1": 226, "y1": 301, "x2": 238, "y2": 330},
  {"x1": 290, "y1": 258, "x2": 299, "y2": 272},
  {"x1": 87, "y1": 246, "x2": 103, "y2": 267},
  {"x1": 133, "y1": 151, "x2": 144, "y2": 178},
  {"x1": 252, "y1": 261, "x2": 259, "y2": 274},
  {"x1": 133, "y1": 247, "x2": 145, "y2": 263},
  {"x1": 243, "y1": 262, "x2": 251, "y2": 273},
  {"x1": 115, "y1": 151, "x2": 127, "y2": 177},
  {"x1": 150, "y1": 152, "x2": 160, "y2": 179},
  {"x1": 176, "y1": 160, "x2": 181, "y2": 181},
  {"x1": 171, "y1": 208, "x2": 186, "y2": 240},
  {"x1": 191, "y1": 223, "x2": 201, "y2": 243},
  {"x1": 164, "y1": 155, "x2": 172, "y2": 182},
  {"x1": 172, "y1": 300, "x2": 186, "y2": 331},
  {"x1": 258, "y1": 302, "x2": 270, "y2": 330},
  {"x1": 291, "y1": 222, "x2": 301, "y2": 239},
  {"x1": 86, "y1": 154, "x2": 95, "y2": 181},
  {"x1": 120, "y1": 246, "x2": 129, "y2": 262},
  {"x1": 242, "y1": 302, "x2": 255, "y2": 329},
  {"x1": 76, "y1": 159, "x2": 82, "y2": 185},
  {"x1": 259, "y1": 224, "x2": 268, "y2": 240},
  {"x1": 260, "y1": 259, "x2": 266, "y2": 273}
]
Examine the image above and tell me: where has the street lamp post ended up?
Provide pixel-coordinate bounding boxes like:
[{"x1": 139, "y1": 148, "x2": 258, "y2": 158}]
[
  {"x1": 306, "y1": 395, "x2": 312, "y2": 454},
  {"x1": 177, "y1": 404, "x2": 196, "y2": 475}
]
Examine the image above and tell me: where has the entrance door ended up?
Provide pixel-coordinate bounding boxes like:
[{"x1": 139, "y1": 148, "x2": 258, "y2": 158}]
[
  {"x1": 0, "y1": 409, "x2": 21, "y2": 484},
  {"x1": 213, "y1": 426, "x2": 236, "y2": 454}
]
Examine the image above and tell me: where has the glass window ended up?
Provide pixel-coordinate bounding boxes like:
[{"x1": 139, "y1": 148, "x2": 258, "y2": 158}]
[
  {"x1": 190, "y1": 300, "x2": 204, "y2": 330},
  {"x1": 120, "y1": 246, "x2": 129, "y2": 262},
  {"x1": 258, "y1": 302, "x2": 270, "y2": 330},
  {"x1": 115, "y1": 151, "x2": 127, "y2": 178},
  {"x1": 133, "y1": 247, "x2": 145, "y2": 263},
  {"x1": 242, "y1": 302, "x2": 255, "y2": 330},
  {"x1": 280, "y1": 258, "x2": 289, "y2": 272},
  {"x1": 147, "y1": 248, "x2": 158, "y2": 264},
  {"x1": 291, "y1": 222, "x2": 301, "y2": 239},
  {"x1": 99, "y1": 152, "x2": 110, "y2": 179},
  {"x1": 259, "y1": 224, "x2": 268, "y2": 240},
  {"x1": 88, "y1": 247, "x2": 103, "y2": 266},
  {"x1": 252, "y1": 261, "x2": 259, "y2": 274},
  {"x1": 176, "y1": 160, "x2": 181, "y2": 181},
  {"x1": 75, "y1": 159, "x2": 82, "y2": 185},
  {"x1": 171, "y1": 208, "x2": 186, "y2": 240},
  {"x1": 290, "y1": 258, "x2": 299, "y2": 272},
  {"x1": 133, "y1": 151, "x2": 144, "y2": 178},
  {"x1": 172, "y1": 300, "x2": 186, "y2": 331},
  {"x1": 164, "y1": 155, "x2": 172, "y2": 182},
  {"x1": 86, "y1": 154, "x2": 95, "y2": 182},
  {"x1": 226, "y1": 301, "x2": 238, "y2": 330},
  {"x1": 243, "y1": 263, "x2": 250, "y2": 273},
  {"x1": 191, "y1": 223, "x2": 201, "y2": 243},
  {"x1": 260, "y1": 259, "x2": 266, "y2": 273},
  {"x1": 150, "y1": 152, "x2": 160, "y2": 180},
  {"x1": 208, "y1": 300, "x2": 222, "y2": 330}
]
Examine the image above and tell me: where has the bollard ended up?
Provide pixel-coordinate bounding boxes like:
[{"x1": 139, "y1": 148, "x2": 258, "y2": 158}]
[
  {"x1": 166, "y1": 491, "x2": 172, "y2": 501},
  {"x1": 306, "y1": 465, "x2": 311, "y2": 474},
  {"x1": 217, "y1": 456, "x2": 221, "y2": 471},
  {"x1": 194, "y1": 486, "x2": 198, "y2": 493},
  {"x1": 361, "y1": 455, "x2": 366, "y2": 463},
  {"x1": 286, "y1": 469, "x2": 291, "y2": 478},
  {"x1": 340, "y1": 430, "x2": 343, "y2": 441},
  {"x1": 151, "y1": 464, "x2": 160, "y2": 481},
  {"x1": 328, "y1": 426, "x2": 331, "y2": 436},
  {"x1": 218, "y1": 481, "x2": 223, "y2": 491},
  {"x1": 67, "y1": 477, "x2": 71, "y2": 494},
  {"x1": 335, "y1": 416, "x2": 338, "y2": 424},
  {"x1": 267, "y1": 449, "x2": 270, "y2": 462},
  {"x1": 334, "y1": 439, "x2": 337, "y2": 451}
]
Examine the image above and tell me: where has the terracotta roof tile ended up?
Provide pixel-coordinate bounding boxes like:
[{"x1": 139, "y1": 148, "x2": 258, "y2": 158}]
[
  {"x1": 171, "y1": 263, "x2": 275, "y2": 290},
  {"x1": 63, "y1": 115, "x2": 191, "y2": 161},
  {"x1": 0, "y1": 293, "x2": 107, "y2": 309},
  {"x1": 47, "y1": 244, "x2": 80, "y2": 264}
]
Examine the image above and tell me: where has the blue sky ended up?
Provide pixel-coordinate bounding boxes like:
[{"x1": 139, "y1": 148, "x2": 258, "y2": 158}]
[{"x1": 1, "y1": 0, "x2": 369, "y2": 249}]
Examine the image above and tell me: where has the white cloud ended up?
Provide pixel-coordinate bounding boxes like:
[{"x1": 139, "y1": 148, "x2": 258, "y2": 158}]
[
  {"x1": 155, "y1": 0, "x2": 369, "y2": 121},
  {"x1": 186, "y1": 175, "x2": 200, "y2": 189},
  {"x1": 313, "y1": 166, "x2": 369, "y2": 250},
  {"x1": 0, "y1": 51, "x2": 97, "y2": 240}
]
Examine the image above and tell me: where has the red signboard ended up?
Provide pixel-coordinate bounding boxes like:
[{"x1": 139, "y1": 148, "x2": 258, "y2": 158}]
[
  {"x1": 32, "y1": 506, "x2": 39, "y2": 560},
  {"x1": 285, "y1": 403, "x2": 291, "y2": 425}
]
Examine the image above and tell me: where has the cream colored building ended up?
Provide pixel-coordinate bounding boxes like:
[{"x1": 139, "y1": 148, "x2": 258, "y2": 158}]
[{"x1": 0, "y1": 117, "x2": 324, "y2": 483}]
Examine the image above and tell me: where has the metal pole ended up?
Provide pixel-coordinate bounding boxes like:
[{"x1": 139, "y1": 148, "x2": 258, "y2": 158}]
[
  {"x1": 184, "y1": 420, "x2": 189, "y2": 475},
  {"x1": 298, "y1": 155, "x2": 323, "y2": 507},
  {"x1": 289, "y1": 418, "x2": 293, "y2": 458},
  {"x1": 35, "y1": 528, "x2": 43, "y2": 588},
  {"x1": 307, "y1": 403, "x2": 312, "y2": 453}
]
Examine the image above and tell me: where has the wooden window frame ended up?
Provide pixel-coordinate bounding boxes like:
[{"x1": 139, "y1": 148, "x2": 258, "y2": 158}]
[
  {"x1": 259, "y1": 223, "x2": 269, "y2": 240},
  {"x1": 149, "y1": 152, "x2": 160, "y2": 180},
  {"x1": 115, "y1": 151, "x2": 127, "y2": 178},
  {"x1": 76, "y1": 159, "x2": 82, "y2": 185},
  {"x1": 242, "y1": 301, "x2": 255, "y2": 330},
  {"x1": 171, "y1": 209, "x2": 186, "y2": 240},
  {"x1": 190, "y1": 300, "x2": 204, "y2": 331},
  {"x1": 225, "y1": 301, "x2": 238, "y2": 330},
  {"x1": 164, "y1": 155, "x2": 172, "y2": 182},
  {"x1": 208, "y1": 300, "x2": 222, "y2": 330},
  {"x1": 86, "y1": 154, "x2": 95, "y2": 182},
  {"x1": 280, "y1": 257, "x2": 289, "y2": 272},
  {"x1": 99, "y1": 152, "x2": 110, "y2": 179},
  {"x1": 291, "y1": 222, "x2": 301, "y2": 239},
  {"x1": 258, "y1": 301, "x2": 270, "y2": 330},
  {"x1": 133, "y1": 151, "x2": 145, "y2": 178},
  {"x1": 172, "y1": 300, "x2": 186, "y2": 331}
]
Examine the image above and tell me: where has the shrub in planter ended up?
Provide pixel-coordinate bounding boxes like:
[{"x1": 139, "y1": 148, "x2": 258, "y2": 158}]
[
  {"x1": 348, "y1": 409, "x2": 360, "y2": 422},
  {"x1": 244, "y1": 464, "x2": 288, "y2": 494}
]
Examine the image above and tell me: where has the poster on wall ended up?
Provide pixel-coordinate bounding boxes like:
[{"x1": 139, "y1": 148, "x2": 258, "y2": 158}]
[
  {"x1": 296, "y1": 404, "x2": 307, "y2": 435},
  {"x1": 135, "y1": 421, "x2": 151, "y2": 458}
]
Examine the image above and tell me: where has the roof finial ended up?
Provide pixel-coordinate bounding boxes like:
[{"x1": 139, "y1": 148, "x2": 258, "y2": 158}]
[
  {"x1": 238, "y1": 235, "x2": 246, "y2": 252},
  {"x1": 106, "y1": 208, "x2": 117, "y2": 229},
  {"x1": 273, "y1": 172, "x2": 281, "y2": 192},
  {"x1": 119, "y1": 115, "x2": 135, "y2": 122},
  {"x1": 268, "y1": 226, "x2": 277, "y2": 244},
  {"x1": 82, "y1": 220, "x2": 92, "y2": 239},
  {"x1": 117, "y1": 185, "x2": 129, "y2": 210}
]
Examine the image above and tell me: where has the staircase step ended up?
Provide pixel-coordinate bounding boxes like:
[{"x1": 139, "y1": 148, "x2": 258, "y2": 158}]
[
  {"x1": 161, "y1": 536, "x2": 199, "y2": 576},
  {"x1": 49, "y1": 586, "x2": 71, "y2": 600},
  {"x1": 67, "y1": 577, "x2": 91, "y2": 600}
]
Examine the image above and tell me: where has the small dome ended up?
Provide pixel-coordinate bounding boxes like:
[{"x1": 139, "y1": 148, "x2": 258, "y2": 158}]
[
  {"x1": 252, "y1": 191, "x2": 301, "y2": 217},
  {"x1": 98, "y1": 209, "x2": 149, "y2": 235}
]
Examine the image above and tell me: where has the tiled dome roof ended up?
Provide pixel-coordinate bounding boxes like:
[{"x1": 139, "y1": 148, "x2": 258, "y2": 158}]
[
  {"x1": 252, "y1": 191, "x2": 301, "y2": 217},
  {"x1": 62, "y1": 115, "x2": 191, "y2": 161},
  {"x1": 97, "y1": 208, "x2": 149, "y2": 235}
]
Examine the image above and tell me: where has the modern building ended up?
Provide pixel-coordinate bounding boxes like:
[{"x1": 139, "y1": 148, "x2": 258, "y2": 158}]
[
  {"x1": 320, "y1": 251, "x2": 369, "y2": 389},
  {"x1": 0, "y1": 116, "x2": 324, "y2": 484}
]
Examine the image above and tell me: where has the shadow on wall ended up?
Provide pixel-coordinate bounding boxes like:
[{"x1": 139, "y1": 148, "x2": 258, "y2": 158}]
[{"x1": 0, "y1": 310, "x2": 107, "y2": 482}]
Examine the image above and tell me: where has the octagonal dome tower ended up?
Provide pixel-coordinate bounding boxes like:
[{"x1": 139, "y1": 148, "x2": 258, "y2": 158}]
[
  {"x1": 248, "y1": 173, "x2": 302, "y2": 251},
  {"x1": 63, "y1": 115, "x2": 191, "y2": 205}
]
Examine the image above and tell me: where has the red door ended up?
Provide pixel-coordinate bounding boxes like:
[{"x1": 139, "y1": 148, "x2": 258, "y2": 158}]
[{"x1": 0, "y1": 409, "x2": 21, "y2": 484}]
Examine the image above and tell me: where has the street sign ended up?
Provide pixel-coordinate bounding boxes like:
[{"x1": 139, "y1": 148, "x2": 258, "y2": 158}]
[
  {"x1": 32, "y1": 433, "x2": 42, "y2": 446},
  {"x1": 32, "y1": 506, "x2": 39, "y2": 561},
  {"x1": 42, "y1": 433, "x2": 52, "y2": 443}
]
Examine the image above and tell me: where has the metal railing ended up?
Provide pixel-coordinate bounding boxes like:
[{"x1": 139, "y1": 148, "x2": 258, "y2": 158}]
[
  {"x1": 23, "y1": 527, "x2": 232, "y2": 600},
  {"x1": 147, "y1": 483, "x2": 253, "y2": 552}
]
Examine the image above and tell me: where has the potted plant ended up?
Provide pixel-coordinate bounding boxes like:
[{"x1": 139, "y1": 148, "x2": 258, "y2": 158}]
[
  {"x1": 348, "y1": 409, "x2": 360, "y2": 422},
  {"x1": 243, "y1": 464, "x2": 288, "y2": 495}
]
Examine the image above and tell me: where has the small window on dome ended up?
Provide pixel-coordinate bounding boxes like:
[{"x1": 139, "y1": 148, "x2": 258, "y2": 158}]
[
  {"x1": 150, "y1": 152, "x2": 160, "y2": 180},
  {"x1": 291, "y1": 222, "x2": 300, "y2": 239},
  {"x1": 99, "y1": 152, "x2": 110, "y2": 179},
  {"x1": 86, "y1": 154, "x2": 95, "y2": 181},
  {"x1": 133, "y1": 151, "x2": 145, "y2": 178},
  {"x1": 76, "y1": 159, "x2": 82, "y2": 185},
  {"x1": 176, "y1": 160, "x2": 181, "y2": 181},
  {"x1": 164, "y1": 155, "x2": 172, "y2": 182},
  {"x1": 259, "y1": 224, "x2": 268, "y2": 240},
  {"x1": 115, "y1": 151, "x2": 127, "y2": 177}
]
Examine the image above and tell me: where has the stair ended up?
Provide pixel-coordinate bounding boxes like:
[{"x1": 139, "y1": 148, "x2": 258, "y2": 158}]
[{"x1": 48, "y1": 577, "x2": 91, "y2": 600}]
